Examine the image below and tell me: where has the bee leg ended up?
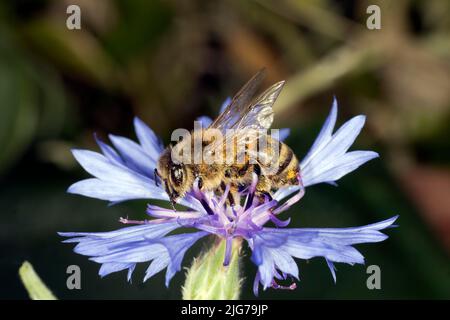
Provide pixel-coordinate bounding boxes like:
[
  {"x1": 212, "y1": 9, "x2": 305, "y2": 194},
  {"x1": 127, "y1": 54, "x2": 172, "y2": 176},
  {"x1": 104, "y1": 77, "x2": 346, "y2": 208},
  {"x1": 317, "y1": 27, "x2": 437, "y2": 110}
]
[
  {"x1": 253, "y1": 163, "x2": 262, "y2": 177},
  {"x1": 154, "y1": 169, "x2": 160, "y2": 186},
  {"x1": 255, "y1": 176, "x2": 272, "y2": 203},
  {"x1": 227, "y1": 192, "x2": 235, "y2": 207}
]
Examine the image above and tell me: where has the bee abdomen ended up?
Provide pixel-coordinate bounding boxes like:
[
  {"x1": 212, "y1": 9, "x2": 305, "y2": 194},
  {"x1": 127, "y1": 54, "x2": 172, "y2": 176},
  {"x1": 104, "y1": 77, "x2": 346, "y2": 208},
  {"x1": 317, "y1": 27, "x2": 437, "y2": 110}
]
[
  {"x1": 276, "y1": 142, "x2": 294, "y2": 175},
  {"x1": 271, "y1": 142, "x2": 299, "y2": 185}
]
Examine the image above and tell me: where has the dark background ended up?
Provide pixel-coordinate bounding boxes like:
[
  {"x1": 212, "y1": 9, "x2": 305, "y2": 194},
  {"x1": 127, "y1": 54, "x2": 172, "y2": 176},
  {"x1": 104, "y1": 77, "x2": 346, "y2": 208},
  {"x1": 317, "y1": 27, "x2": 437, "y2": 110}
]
[{"x1": 0, "y1": 0, "x2": 449, "y2": 299}]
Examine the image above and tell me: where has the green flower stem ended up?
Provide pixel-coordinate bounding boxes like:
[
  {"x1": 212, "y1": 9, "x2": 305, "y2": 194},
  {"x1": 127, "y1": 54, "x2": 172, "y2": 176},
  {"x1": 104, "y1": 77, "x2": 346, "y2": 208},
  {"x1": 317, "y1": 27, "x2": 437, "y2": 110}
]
[{"x1": 182, "y1": 238, "x2": 242, "y2": 300}]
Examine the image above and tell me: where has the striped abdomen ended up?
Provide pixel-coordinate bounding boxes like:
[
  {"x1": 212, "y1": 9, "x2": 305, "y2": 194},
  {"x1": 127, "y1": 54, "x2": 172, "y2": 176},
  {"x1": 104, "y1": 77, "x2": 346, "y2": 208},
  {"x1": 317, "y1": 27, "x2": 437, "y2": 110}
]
[
  {"x1": 266, "y1": 141, "x2": 300, "y2": 188},
  {"x1": 223, "y1": 136, "x2": 301, "y2": 193}
]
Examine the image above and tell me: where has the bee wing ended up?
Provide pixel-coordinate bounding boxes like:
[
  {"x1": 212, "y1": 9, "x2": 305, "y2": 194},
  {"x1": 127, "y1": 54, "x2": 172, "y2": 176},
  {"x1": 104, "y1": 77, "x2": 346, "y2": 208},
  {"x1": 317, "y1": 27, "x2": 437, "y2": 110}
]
[
  {"x1": 232, "y1": 80, "x2": 285, "y2": 131},
  {"x1": 205, "y1": 77, "x2": 285, "y2": 163},
  {"x1": 208, "y1": 68, "x2": 266, "y2": 132}
]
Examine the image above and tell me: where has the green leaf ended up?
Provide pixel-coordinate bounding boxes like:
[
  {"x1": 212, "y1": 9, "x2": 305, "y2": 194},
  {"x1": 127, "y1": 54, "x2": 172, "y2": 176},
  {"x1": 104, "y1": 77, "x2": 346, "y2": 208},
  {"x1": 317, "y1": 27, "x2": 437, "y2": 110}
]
[{"x1": 19, "y1": 261, "x2": 57, "y2": 300}]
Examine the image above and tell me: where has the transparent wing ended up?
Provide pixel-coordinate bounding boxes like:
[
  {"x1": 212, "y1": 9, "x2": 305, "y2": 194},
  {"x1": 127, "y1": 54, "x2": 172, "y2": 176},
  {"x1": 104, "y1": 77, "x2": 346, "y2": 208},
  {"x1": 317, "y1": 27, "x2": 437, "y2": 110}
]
[
  {"x1": 208, "y1": 68, "x2": 266, "y2": 132},
  {"x1": 233, "y1": 80, "x2": 285, "y2": 131},
  {"x1": 205, "y1": 77, "x2": 285, "y2": 163}
]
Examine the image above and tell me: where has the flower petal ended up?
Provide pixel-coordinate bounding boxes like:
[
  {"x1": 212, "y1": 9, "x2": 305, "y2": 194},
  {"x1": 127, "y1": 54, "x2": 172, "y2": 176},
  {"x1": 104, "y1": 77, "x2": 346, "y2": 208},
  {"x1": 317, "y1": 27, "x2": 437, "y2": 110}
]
[
  {"x1": 59, "y1": 222, "x2": 207, "y2": 284},
  {"x1": 98, "y1": 262, "x2": 135, "y2": 279},
  {"x1": 196, "y1": 116, "x2": 213, "y2": 127},
  {"x1": 69, "y1": 147, "x2": 165, "y2": 203},
  {"x1": 158, "y1": 231, "x2": 209, "y2": 286},
  {"x1": 94, "y1": 134, "x2": 125, "y2": 167},
  {"x1": 70, "y1": 124, "x2": 206, "y2": 209},
  {"x1": 68, "y1": 178, "x2": 168, "y2": 203},
  {"x1": 279, "y1": 128, "x2": 290, "y2": 141},
  {"x1": 306, "y1": 150, "x2": 379, "y2": 186},
  {"x1": 71, "y1": 149, "x2": 151, "y2": 185},
  {"x1": 108, "y1": 134, "x2": 157, "y2": 176},
  {"x1": 250, "y1": 215, "x2": 398, "y2": 290},
  {"x1": 251, "y1": 234, "x2": 298, "y2": 290},
  {"x1": 219, "y1": 97, "x2": 232, "y2": 113},
  {"x1": 133, "y1": 117, "x2": 164, "y2": 160},
  {"x1": 300, "y1": 98, "x2": 378, "y2": 187},
  {"x1": 272, "y1": 185, "x2": 301, "y2": 202},
  {"x1": 325, "y1": 259, "x2": 337, "y2": 283},
  {"x1": 301, "y1": 97, "x2": 338, "y2": 166},
  {"x1": 58, "y1": 221, "x2": 180, "y2": 256},
  {"x1": 144, "y1": 252, "x2": 170, "y2": 282}
]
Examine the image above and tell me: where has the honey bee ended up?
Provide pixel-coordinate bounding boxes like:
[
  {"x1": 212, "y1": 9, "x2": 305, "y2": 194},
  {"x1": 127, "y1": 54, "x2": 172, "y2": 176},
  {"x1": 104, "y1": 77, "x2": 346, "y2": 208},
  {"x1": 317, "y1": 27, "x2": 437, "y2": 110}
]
[{"x1": 155, "y1": 69, "x2": 302, "y2": 206}]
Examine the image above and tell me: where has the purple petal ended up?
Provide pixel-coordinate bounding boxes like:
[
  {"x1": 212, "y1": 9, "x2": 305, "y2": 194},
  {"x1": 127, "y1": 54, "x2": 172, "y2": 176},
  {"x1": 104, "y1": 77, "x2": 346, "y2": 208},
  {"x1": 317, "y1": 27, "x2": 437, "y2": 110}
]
[
  {"x1": 108, "y1": 134, "x2": 157, "y2": 176},
  {"x1": 252, "y1": 234, "x2": 299, "y2": 289},
  {"x1": 143, "y1": 252, "x2": 170, "y2": 282},
  {"x1": 250, "y1": 215, "x2": 398, "y2": 290},
  {"x1": 69, "y1": 149, "x2": 199, "y2": 208},
  {"x1": 315, "y1": 115, "x2": 367, "y2": 164},
  {"x1": 306, "y1": 150, "x2": 379, "y2": 187},
  {"x1": 223, "y1": 238, "x2": 233, "y2": 266},
  {"x1": 272, "y1": 185, "x2": 301, "y2": 202},
  {"x1": 133, "y1": 117, "x2": 164, "y2": 160},
  {"x1": 91, "y1": 242, "x2": 166, "y2": 264},
  {"x1": 59, "y1": 222, "x2": 207, "y2": 284},
  {"x1": 279, "y1": 128, "x2": 290, "y2": 141},
  {"x1": 147, "y1": 205, "x2": 204, "y2": 219},
  {"x1": 301, "y1": 97, "x2": 338, "y2": 166},
  {"x1": 269, "y1": 214, "x2": 291, "y2": 227},
  {"x1": 219, "y1": 97, "x2": 232, "y2": 113},
  {"x1": 68, "y1": 178, "x2": 168, "y2": 203},
  {"x1": 94, "y1": 134, "x2": 125, "y2": 167},
  {"x1": 300, "y1": 98, "x2": 378, "y2": 187},
  {"x1": 58, "y1": 221, "x2": 180, "y2": 257},
  {"x1": 159, "y1": 231, "x2": 209, "y2": 286},
  {"x1": 253, "y1": 272, "x2": 261, "y2": 296},
  {"x1": 127, "y1": 265, "x2": 136, "y2": 282},
  {"x1": 99, "y1": 262, "x2": 134, "y2": 278},
  {"x1": 71, "y1": 149, "x2": 150, "y2": 184},
  {"x1": 272, "y1": 185, "x2": 304, "y2": 215},
  {"x1": 325, "y1": 259, "x2": 337, "y2": 283},
  {"x1": 196, "y1": 116, "x2": 213, "y2": 127}
]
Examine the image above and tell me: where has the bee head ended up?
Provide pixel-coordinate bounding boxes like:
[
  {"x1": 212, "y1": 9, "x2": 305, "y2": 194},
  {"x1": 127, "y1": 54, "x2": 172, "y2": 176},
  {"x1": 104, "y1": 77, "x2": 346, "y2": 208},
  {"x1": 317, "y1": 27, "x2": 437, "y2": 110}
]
[{"x1": 156, "y1": 147, "x2": 193, "y2": 205}]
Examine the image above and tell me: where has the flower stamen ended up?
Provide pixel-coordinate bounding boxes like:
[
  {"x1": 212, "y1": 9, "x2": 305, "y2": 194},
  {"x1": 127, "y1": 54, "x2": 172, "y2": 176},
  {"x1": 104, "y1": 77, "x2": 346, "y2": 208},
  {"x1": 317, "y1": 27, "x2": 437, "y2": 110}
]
[
  {"x1": 119, "y1": 217, "x2": 149, "y2": 225},
  {"x1": 271, "y1": 280, "x2": 297, "y2": 291}
]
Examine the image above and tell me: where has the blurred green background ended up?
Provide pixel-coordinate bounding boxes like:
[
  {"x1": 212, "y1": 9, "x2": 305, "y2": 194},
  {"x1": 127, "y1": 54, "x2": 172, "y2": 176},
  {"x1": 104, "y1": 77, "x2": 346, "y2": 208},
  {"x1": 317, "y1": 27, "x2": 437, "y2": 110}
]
[{"x1": 0, "y1": 0, "x2": 449, "y2": 299}]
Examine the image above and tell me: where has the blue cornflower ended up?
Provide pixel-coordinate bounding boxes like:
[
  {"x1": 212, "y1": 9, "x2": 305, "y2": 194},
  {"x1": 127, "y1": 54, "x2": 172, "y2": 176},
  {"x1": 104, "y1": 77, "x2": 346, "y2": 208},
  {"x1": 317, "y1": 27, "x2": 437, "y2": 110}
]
[{"x1": 59, "y1": 98, "x2": 397, "y2": 295}]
